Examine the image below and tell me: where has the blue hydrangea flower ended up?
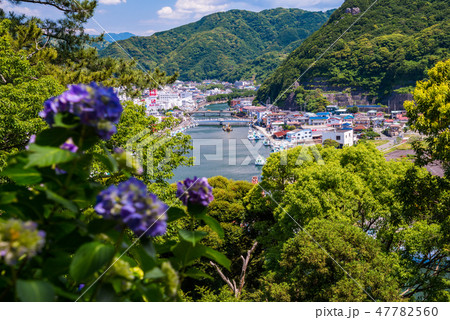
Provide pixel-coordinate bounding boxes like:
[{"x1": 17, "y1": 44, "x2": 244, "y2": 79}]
[
  {"x1": 40, "y1": 83, "x2": 123, "y2": 140},
  {"x1": 0, "y1": 219, "x2": 46, "y2": 266},
  {"x1": 176, "y1": 177, "x2": 214, "y2": 207},
  {"x1": 95, "y1": 178, "x2": 168, "y2": 237}
]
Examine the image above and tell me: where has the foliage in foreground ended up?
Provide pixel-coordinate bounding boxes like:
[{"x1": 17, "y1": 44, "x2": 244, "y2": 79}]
[{"x1": 0, "y1": 84, "x2": 229, "y2": 301}]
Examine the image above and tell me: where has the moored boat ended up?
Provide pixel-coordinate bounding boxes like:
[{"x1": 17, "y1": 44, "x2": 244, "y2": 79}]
[{"x1": 255, "y1": 155, "x2": 266, "y2": 166}]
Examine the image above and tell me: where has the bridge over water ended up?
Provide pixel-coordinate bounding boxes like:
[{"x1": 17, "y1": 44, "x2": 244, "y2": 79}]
[
  {"x1": 189, "y1": 110, "x2": 236, "y2": 116},
  {"x1": 194, "y1": 118, "x2": 251, "y2": 126}
]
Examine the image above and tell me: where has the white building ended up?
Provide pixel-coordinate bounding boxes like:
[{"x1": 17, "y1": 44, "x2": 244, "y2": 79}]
[
  {"x1": 157, "y1": 90, "x2": 182, "y2": 110},
  {"x1": 322, "y1": 129, "x2": 354, "y2": 147},
  {"x1": 286, "y1": 129, "x2": 313, "y2": 142}
]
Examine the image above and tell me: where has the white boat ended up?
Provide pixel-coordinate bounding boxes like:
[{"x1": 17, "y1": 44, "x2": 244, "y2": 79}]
[
  {"x1": 263, "y1": 139, "x2": 270, "y2": 146},
  {"x1": 271, "y1": 146, "x2": 280, "y2": 153},
  {"x1": 248, "y1": 134, "x2": 256, "y2": 140},
  {"x1": 255, "y1": 155, "x2": 266, "y2": 166}
]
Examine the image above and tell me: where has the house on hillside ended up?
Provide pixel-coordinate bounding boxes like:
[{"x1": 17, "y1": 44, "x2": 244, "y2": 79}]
[
  {"x1": 322, "y1": 129, "x2": 355, "y2": 148},
  {"x1": 388, "y1": 124, "x2": 402, "y2": 137},
  {"x1": 273, "y1": 130, "x2": 290, "y2": 140},
  {"x1": 353, "y1": 125, "x2": 367, "y2": 133},
  {"x1": 308, "y1": 116, "x2": 329, "y2": 126},
  {"x1": 354, "y1": 116, "x2": 371, "y2": 126},
  {"x1": 367, "y1": 110, "x2": 378, "y2": 118},
  {"x1": 326, "y1": 105, "x2": 339, "y2": 114}
]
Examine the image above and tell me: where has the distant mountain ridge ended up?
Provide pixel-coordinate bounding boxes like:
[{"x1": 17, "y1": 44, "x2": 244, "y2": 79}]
[
  {"x1": 99, "y1": 8, "x2": 334, "y2": 82},
  {"x1": 90, "y1": 32, "x2": 135, "y2": 51},
  {"x1": 256, "y1": 0, "x2": 450, "y2": 108},
  {"x1": 103, "y1": 32, "x2": 135, "y2": 42}
]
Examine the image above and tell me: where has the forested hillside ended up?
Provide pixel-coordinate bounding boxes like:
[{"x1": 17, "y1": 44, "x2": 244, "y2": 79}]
[
  {"x1": 256, "y1": 0, "x2": 450, "y2": 105},
  {"x1": 100, "y1": 8, "x2": 333, "y2": 82}
]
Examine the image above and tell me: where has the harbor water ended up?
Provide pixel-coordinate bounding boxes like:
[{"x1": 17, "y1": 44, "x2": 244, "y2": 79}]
[{"x1": 169, "y1": 104, "x2": 272, "y2": 183}]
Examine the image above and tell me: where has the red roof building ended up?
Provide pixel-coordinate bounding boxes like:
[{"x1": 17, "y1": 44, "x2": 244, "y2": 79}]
[{"x1": 273, "y1": 130, "x2": 290, "y2": 139}]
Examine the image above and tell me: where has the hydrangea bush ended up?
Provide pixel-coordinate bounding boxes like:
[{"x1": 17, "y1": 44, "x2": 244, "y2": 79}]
[{"x1": 0, "y1": 83, "x2": 228, "y2": 302}]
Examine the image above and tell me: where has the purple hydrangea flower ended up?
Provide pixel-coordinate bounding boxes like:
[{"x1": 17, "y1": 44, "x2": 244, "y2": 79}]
[
  {"x1": 55, "y1": 138, "x2": 78, "y2": 175},
  {"x1": 60, "y1": 138, "x2": 78, "y2": 153},
  {"x1": 94, "y1": 178, "x2": 168, "y2": 237},
  {"x1": 40, "y1": 83, "x2": 123, "y2": 140},
  {"x1": 25, "y1": 135, "x2": 36, "y2": 151},
  {"x1": 176, "y1": 177, "x2": 214, "y2": 207}
]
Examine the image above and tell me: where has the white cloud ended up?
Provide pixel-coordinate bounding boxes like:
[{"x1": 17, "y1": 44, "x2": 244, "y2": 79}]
[
  {"x1": 142, "y1": 29, "x2": 156, "y2": 36},
  {"x1": 157, "y1": 0, "x2": 229, "y2": 20},
  {"x1": 85, "y1": 28, "x2": 101, "y2": 35},
  {"x1": 98, "y1": 0, "x2": 127, "y2": 5},
  {"x1": 0, "y1": 2, "x2": 41, "y2": 16}
]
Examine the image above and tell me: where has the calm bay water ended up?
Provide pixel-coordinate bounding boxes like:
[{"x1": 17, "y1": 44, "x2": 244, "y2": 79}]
[{"x1": 168, "y1": 103, "x2": 272, "y2": 183}]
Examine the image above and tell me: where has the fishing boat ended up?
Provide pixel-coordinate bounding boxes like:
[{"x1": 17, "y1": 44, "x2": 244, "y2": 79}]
[
  {"x1": 255, "y1": 155, "x2": 266, "y2": 166},
  {"x1": 222, "y1": 124, "x2": 233, "y2": 132}
]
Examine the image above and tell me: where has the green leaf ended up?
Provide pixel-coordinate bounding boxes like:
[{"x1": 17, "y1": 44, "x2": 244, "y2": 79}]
[
  {"x1": 43, "y1": 255, "x2": 71, "y2": 279},
  {"x1": 93, "y1": 152, "x2": 118, "y2": 173},
  {"x1": 203, "y1": 247, "x2": 231, "y2": 270},
  {"x1": 26, "y1": 144, "x2": 77, "y2": 169},
  {"x1": 69, "y1": 241, "x2": 115, "y2": 282},
  {"x1": 137, "y1": 283, "x2": 163, "y2": 302},
  {"x1": 188, "y1": 203, "x2": 208, "y2": 217},
  {"x1": 16, "y1": 280, "x2": 55, "y2": 302},
  {"x1": 179, "y1": 230, "x2": 208, "y2": 246},
  {"x1": 198, "y1": 214, "x2": 224, "y2": 238},
  {"x1": 172, "y1": 241, "x2": 206, "y2": 267},
  {"x1": 88, "y1": 219, "x2": 119, "y2": 234},
  {"x1": 167, "y1": 207, "x2": 186, "y2": 223},
  {"x1": 172, "y1": 242, "x2": 231, "y2": 270},
  {"x1": 53, "y1": 113, "x2": 79, "y2": 129},
  {"x1": 35, "y1": 128, "x2": 73, "y2": 147},
  {"x1": 44, "y1": 188, "x2": 78, "y2": 213},
  {"x1": 131, "y1": 245, "x2": 156, "y2": 272},
  {"x1": 1, "y1": 167, "x2": 42, "y2": 185},
  {"x1": 144, "y1": 267, "x2": 166, "y2": 280},
  {"x1": 0, "y1": 192, "x2": 17, "y2": 205},
  {"x1": 184, "y1": 268, "x2": 214, "y2": 280}
]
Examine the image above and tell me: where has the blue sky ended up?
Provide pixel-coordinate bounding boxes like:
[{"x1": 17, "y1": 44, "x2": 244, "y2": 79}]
[{"x1": 0, "y1": 0, "x2": 344, "y2": 36}]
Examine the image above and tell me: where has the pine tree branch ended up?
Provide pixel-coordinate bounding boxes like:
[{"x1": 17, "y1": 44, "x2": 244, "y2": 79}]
[
  {"x1": 27, "y1": 35, "x2": 50, "y2": 59},
  {"x1": 12, "y1": 0, "x2": 77, "y2": 13}
]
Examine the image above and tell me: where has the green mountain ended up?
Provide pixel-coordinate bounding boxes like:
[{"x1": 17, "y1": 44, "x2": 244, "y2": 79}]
[
  {"x1": 256, "y1": 0, "x2": 450, "y2": 107},
  {"x1": 99, "y1": 8, "x2": 333, "y2": 82},
  {"x1": 90, "y1": 32, "x2": 135, "y2": 51}
]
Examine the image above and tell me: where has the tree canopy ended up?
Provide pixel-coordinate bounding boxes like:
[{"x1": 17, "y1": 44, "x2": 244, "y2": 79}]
[{"x1": 405, "y1": 59, "x2": 450, "y2": 176}]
